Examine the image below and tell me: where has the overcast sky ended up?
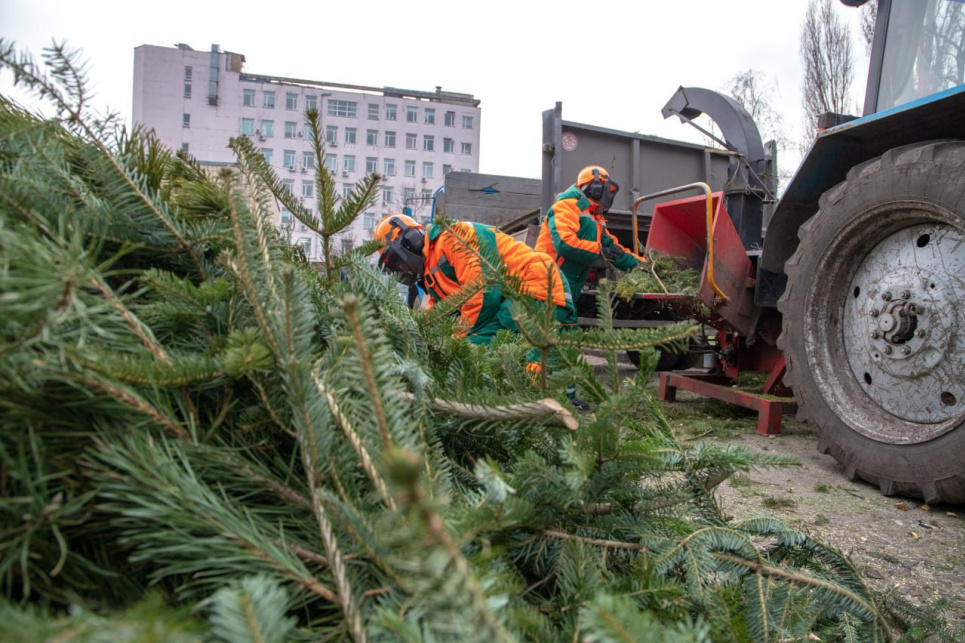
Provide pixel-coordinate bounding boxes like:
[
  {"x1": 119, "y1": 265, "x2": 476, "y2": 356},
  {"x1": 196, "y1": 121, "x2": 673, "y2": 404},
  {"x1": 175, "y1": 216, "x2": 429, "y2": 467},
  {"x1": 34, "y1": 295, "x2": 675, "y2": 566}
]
[{"x1": 2, "y1": 0, "x2": 871, "y2": 180}]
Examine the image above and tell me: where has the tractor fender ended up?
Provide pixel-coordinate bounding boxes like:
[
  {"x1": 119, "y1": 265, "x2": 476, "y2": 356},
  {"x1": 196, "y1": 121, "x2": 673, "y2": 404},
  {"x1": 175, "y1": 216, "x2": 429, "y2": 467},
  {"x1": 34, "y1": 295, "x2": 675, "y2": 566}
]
[{"x1": 760, "y1": 84, "x2": 965, "y2": 309}]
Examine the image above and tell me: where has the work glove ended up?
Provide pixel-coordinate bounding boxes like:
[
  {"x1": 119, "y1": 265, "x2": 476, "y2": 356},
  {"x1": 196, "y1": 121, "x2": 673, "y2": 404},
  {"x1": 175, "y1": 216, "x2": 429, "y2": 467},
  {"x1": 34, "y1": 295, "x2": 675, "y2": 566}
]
[{"x1": 602, "y1": 244, "x2": 625, "y2": 261}]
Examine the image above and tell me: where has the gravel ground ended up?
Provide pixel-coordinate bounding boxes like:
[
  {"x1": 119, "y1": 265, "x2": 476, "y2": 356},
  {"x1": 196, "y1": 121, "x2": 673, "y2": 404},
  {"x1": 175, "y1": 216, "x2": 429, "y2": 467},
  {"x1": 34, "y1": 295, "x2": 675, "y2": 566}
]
[
  {"x1": 583, "y1": 351, "x2": 965, "y2": 625},
  {"x1": 661, "y1": 380, "x2": 965, "y2": 625}
]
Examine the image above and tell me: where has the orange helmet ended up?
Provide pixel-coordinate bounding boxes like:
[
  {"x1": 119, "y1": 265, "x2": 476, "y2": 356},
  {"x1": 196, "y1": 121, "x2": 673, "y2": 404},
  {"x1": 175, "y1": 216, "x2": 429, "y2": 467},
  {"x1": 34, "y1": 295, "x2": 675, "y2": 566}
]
[
  {"x1": 373, "y1": 214, "x2": 426, "y2": 285},
  {"x1": 576, "y1": 165, "x2": 619, "y2": 213}
]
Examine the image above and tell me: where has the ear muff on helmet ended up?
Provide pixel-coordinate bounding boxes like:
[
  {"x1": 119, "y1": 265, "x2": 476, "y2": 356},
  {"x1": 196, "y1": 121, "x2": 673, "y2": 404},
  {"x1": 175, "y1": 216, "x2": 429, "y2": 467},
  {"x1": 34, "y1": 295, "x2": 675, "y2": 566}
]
[
  {"x1": 378, "y1": 216, "x2": 426, "y2": 286},
  {"x1": 580, "y1": 168, "x2": 619, "y2": 213}
]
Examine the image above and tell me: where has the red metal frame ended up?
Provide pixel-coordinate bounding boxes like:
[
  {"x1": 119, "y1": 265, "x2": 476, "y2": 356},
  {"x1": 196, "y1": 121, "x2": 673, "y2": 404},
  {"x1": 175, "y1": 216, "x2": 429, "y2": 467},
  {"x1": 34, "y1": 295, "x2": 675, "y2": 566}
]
[{"x1": 658, "y1": 371, "x2": 798, "y2": 435}]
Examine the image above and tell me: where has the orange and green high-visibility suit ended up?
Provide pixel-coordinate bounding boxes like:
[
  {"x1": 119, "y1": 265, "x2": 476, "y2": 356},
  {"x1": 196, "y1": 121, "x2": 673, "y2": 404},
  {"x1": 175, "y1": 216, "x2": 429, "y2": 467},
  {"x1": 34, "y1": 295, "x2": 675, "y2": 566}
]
[
  {"x1": 422, "y1": 221, "x2": 575, "y2": 345},
  {"x1": 536, "y1": 185, "x2": 645, "y2": 323}
]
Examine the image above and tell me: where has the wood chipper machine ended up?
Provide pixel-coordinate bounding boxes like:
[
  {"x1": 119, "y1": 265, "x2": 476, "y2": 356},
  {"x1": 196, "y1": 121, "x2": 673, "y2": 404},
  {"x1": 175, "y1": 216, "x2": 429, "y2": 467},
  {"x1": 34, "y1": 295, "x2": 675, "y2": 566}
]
[{"x1": 629, "y1": 182, "x2": 796, "y2": 437}]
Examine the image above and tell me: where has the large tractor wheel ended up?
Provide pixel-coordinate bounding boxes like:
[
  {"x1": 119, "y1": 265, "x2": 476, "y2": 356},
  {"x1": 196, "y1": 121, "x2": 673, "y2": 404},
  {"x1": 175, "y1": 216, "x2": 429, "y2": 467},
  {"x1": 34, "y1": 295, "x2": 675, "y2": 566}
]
[{"x1": 777, "y1": 141, "x2": 965, "y2": 504}]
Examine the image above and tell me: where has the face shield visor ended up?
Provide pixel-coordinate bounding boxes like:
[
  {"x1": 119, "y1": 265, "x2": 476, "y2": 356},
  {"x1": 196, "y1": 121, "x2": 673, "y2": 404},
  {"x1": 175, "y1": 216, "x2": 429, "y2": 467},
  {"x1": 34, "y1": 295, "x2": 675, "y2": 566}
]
[
  {"x1": 378, "y1": 221, "x2": 425, "y2": 286},
  {"x1": 580, "y1": 169, "x2": 619, "y2": 214}
]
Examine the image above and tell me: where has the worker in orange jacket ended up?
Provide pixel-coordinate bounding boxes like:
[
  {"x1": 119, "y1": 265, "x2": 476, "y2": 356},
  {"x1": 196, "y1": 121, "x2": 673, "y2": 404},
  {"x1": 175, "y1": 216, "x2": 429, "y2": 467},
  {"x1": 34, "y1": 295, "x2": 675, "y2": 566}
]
[
  {"x1": 536, "y1": 165, "x2": 646, "y2": 323},
  {"x1": 374, "y1": 214, "x2": 590, "y2": 409},
  {"x1": 374, "y1": 213, "x2": 574, "y2": 343}
]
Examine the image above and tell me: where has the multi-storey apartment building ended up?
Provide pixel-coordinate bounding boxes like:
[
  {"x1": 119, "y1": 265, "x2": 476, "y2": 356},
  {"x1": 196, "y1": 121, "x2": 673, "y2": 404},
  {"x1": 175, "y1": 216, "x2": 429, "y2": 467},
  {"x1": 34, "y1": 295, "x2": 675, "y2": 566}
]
[{"x1": 132, "y1": 43, "x2": 481, "y2": 261}]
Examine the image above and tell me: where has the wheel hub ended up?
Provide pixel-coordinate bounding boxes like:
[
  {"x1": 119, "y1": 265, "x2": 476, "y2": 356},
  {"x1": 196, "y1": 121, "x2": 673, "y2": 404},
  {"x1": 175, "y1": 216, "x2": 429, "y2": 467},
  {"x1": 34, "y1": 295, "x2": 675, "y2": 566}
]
[{"x1": 842, "y1": 223, "x2": 965, "y2": 431}]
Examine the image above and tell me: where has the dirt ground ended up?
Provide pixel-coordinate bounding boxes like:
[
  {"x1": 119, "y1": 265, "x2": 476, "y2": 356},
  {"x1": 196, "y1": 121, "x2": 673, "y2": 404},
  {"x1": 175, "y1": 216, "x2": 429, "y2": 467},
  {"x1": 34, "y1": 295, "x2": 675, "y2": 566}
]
[
  {"x1": 658, "y1": 377, "x2": 965, "y2": 625},
  {"x1": 586, "y1": 351, "x2": 965, "y2": 624}
]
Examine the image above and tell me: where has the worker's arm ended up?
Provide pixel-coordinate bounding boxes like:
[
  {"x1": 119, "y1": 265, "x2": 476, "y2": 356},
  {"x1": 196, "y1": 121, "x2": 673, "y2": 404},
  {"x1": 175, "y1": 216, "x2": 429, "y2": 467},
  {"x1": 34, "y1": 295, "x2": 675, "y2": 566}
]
[
  {"x1": 601, "y1": 228, "x2": 645, "y2": 272},
  {"x1": 494, "y1": 231, "x2": 571, "y2": 309},
  {"x1": 438, "y1": 230, "x2": 487, "y2": 334},
  {"x1": 547, "y1": 199, "x2": 603, "y2": 265}
]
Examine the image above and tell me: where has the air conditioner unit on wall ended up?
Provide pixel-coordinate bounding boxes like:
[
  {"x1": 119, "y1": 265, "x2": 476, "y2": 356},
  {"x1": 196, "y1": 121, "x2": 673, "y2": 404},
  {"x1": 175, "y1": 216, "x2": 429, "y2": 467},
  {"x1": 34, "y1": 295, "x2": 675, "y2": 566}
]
[
  {"x1": 342, "y1": 172, "x2": 349, "y2": 178},
  {"x1": 329, "y1": 141, "x2": 337, "y2": 147},
  {"x1": 287, "y1": 165, "x2": 295, "y2": 171}
]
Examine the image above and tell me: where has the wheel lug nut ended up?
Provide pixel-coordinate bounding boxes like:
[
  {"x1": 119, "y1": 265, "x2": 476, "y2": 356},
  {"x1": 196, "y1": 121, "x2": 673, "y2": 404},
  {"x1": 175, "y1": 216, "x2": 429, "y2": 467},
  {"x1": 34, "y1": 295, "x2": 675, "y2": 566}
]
[
  {"x1": 869, "y1": 309, "x2": 879, "y2": 317},
  {"x1": 870, "y1": 330, "x2": 881, "y2": 339},
  {"x1": 899, "y1": 290, "x2": 910, "y2": 299},
  {"x1": 915, "y1": 329, "x2": 925, "y2": 337},
  {"x1": 883, "y1": 345, "x2": 893, "y2": 354},
  {"x1": 882, "y1": 291, "x2": 892, "y2": 301},
  {"x1": 901, "y1": 346, "x2": 911, "y2": 355}
]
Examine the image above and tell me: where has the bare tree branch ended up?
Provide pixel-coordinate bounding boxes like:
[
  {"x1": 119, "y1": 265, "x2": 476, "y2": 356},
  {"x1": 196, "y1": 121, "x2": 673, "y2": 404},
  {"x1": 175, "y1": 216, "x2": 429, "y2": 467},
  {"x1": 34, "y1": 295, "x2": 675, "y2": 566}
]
[{"x1": 800, "y1": 0, "x2": 855, "y2": 137}]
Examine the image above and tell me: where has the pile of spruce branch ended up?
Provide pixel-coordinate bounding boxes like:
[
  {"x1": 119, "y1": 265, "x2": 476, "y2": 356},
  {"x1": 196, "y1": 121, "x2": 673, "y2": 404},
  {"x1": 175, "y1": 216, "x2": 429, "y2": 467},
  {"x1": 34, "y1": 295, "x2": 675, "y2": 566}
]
[
  {"x1": 2, "y1": 42, "x2": 962, "y2": 643},
  {"x1": 614, "y1": 251, "x2": 702, "y2": 300}
]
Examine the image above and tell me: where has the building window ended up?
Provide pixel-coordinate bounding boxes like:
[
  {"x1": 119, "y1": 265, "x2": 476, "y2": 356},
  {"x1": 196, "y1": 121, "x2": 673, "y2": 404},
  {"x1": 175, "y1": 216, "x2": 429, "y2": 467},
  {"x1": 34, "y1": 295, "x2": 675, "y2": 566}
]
[
  {"x1": 422, "y1": 189, "x2": 432, "y2": 200},
  {"x1": 443, "y1": 164, "x2": 452, "y2": 175},
  {"x1": 242, "y1": 118, "x2": 255, "y2": 135},
  {"x1": 443, "y1": 138, "x2": 454, "y2": 153},
  {"x1": 303, "y1": 152, "x2": 315, "y2": 169},
  {"x1": 302, "y1": 181, "x2": 313, "y2": 198},
  {"x1": 326, "y1": 125, "x2": 338, "y2": 144},
  {"x1": 283, "y1": 178, "x2": 295, "y2": 193},
  {"x1": 404, "y1": 160, "x2": 416, "y2": 177},
  {"x1": 385, "y1": 104, "x2": 397, "y2": 120},
  {"x1": 423, "y1": 135, "x2": 434, "y2": 152},
  {"x1": 182, "y1": 113, "x2": 190, "y2": 128},
  {"x1": 184, "y1": 83, "x2": 192, "y2": 98},
  {"x1": 327, "y1": 99, "x2": 357, "y2": 118},
  {"x1": 243, "y1": 89, "x2": 255, "y2": 107},
  {"x1": 342, "y1": 184, "x2": 352, "y2": 198},
  {"x1": 345, "y1": 127, "x2": 357, "y2": 145},
  {"x1": 365, "y1": 157, "x2": 378, "y2": 173},
  {"x1": 261, "y1": 120, "x2": 274, "y2": 137},
  {"x1": 444, "y1": 111, "x2": 456, "y2": 127},
  {"x1": 305, "y1": 95, "x2": 317, "y2": 111},
  {"x1": 422, "y1": 162, "x2": 433, "y2": 179},
  {"x1": 424, "y1": 108, "x2": 435, "y2": 125},
  {"x1": 363, "y1": 212, "x2": 375, "y2": 231},
  {"x1": 263, "y1": 91, "x2": 275, "y2": 108},
  {"x1": 404, "y1": 187, "x2": 415, "y2": 201},
  {"x1": 283, "y1": 150, "x2": 296, "y2": 167},
  {"x1": 324, "y1": 155, "x2": 337, "y2": 172},
  {"x1": 285, "y1": 122, "x2": 298, "y2": 138},
  {"x1": 297, "y1": 237, "x2": 311, "y2": 255},
  {"x1": 261, "y1": 148, "x2": 273, "y2": 164},
  {"x1": 368, "y1": 104, "x2": 379, "y2": 120},
  {"x1": 406, "y1": 106, "x2": 418, "y2": 122},
  {"x1": 184, "y1": 66, "x2": 192, "y2": 81},
  {"x1": 461, "y1": 142, "x2": 472, "y2": 155},
  {"x1": 304, "y1": 126, "x2": 312, "y2": 140},
  {"x1": 343, "y1": 155, "x2": 356, "y2": 173},
  {"x1": 462, "y1": 115, "x2": 473, "y2": 129},
  {"x1": 405, "y1": 133, "x2": 417, "y2": 150},
  {"x1": 366, "y1": 129, "x2": 378, "y2": 146},
  {"x1": 384, "y1": 131, "x2": 396, "y2": 147},
  {"x1": 181, "y1": 142, "x2": 189, "y2": 153},
  {"x1": 281, "y1": 208, "x2": 293, "y2": 225},
  {"x1": 383, "y1": 159, "x2": 396, "y2": 176},
  {"x1": 286, "y1": 93, "x2": 298, "y2": 110},
  {"x1": 383, "y1": 187, "x2": 394, "y2": 204},
  {"x1": 341, "y1": 238, "x2": 354, "y2": 254}
]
